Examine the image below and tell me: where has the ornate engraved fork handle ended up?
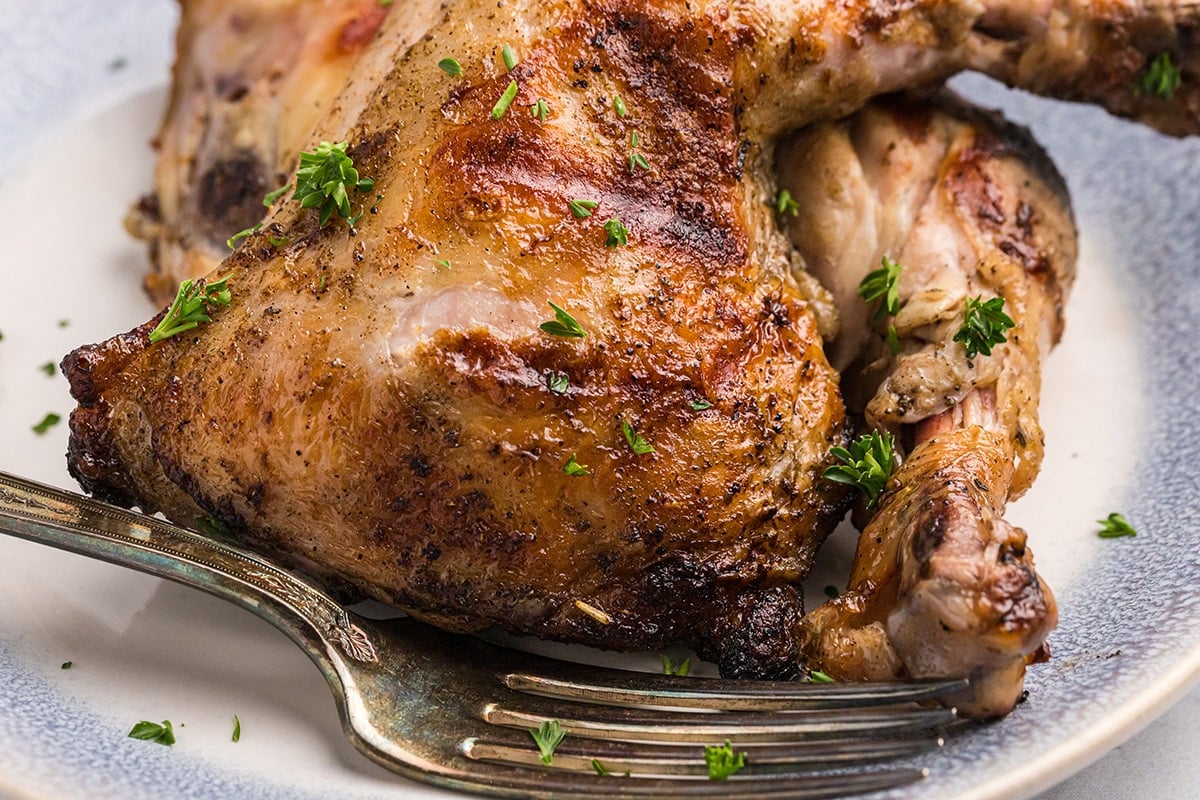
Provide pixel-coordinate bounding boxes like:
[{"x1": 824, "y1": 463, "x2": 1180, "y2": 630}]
[{"x1": 0, "y1": 470, "x2": 377, "y2": 665}]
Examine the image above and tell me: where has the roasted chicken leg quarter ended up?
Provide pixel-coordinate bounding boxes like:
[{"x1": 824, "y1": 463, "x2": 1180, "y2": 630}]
[
  {"x1": 65, "y1": 0, "x2": 1198, "y2": 714},
  {"x1": 777, "y1": 94, "x2": 1074, "y2": 716}
]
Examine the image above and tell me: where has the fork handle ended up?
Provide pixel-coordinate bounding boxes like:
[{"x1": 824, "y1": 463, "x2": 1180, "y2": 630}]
[{"x1": 0, "y1": 470, "x2": 378, "y2": 665}]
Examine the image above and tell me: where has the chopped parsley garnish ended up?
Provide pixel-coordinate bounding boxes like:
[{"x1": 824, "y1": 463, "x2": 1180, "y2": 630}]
[
  {"x1": 613, "y1": 95, "x2": 628, "y2": 118},
  {"x1": 491, "y1": 79, "x2": 519, "y2": 119},
  {"x1": 232, "y1": 715, "x2": 242, "y2": 742},
  {"x1": 563, "y1": 454, "x2": 591, "y2": 476},
  {"x1": 569, "y1": 199, "x2": 598, "y2": 218},
  {"x1": 434, "y1": 258, "x2": 451, "y2": 271},
  {"x1": 539, "y1": 302, "x2": 587, "y2": 338},
  {"x1": 858, "y1": 256, "x2": 903, "y2": 319},
  {"x1": 263, "y1": 183, "x2": 292, "y2": 207},
  {"x1": 128, "y1": 720, "x2": 176, "y2": 746},
  {"x1": 40, "y1": 361, "x2": 56, "y2": 377},
  {"x1": 1097, "y1": 512, "x2": 1137, "y2": 539},
  {"x1": 1135, "y1": 52, "x2": 1182, "y2": 99},
  {"x1": 621, "y1": 419, "x2": 654, "y2": 455},
  {"x1": 226, "y1": 223, "x2": 262, "y2": 250},
  {"x1": 268, "y1": 234, "x2": 288, "y2": 247},
  {"x1": 529, "y1": 720, "x2": 566, "y2": 765},
  {"x1": 532, "y1": 98, "x2": 550, "y2": 121},
  {"x1": 438, "y1": 57, "x2": 463, "y2": 77},
  {"x1": 592, "y1": 759, "x2": 629, "y2": 778},
  {"x1": 885, "y1": 324, "x2": 900, "y2": 357},
  {"x1": 294, "y1": 141, "x2": 374, "y2": 227},
  {"x1": 704, "y1": 741, "x2": 747, "y2": 781},
  {"x1": 32, "y1": 412, "x2": 62, "y2": 435},
  {"x1": 57, "y1": 319, "x2": 69, "y2": 329},
  {"x1": 603, "y1": 217, "x2": 629, "y2": 248},
  {"x1": 61, "y1": 661, "x2": 72, "y2": 670},
  {"x1": 502, "y1": 44, "x2": 518, "y2": 71},
  {"x1": 954, "y1": 295, "x2": 1015, "y2": 359},
  {"x1": 148, "y1": 276, "x2": 232, "y2": 343},
  {"x1": 823, "y1": 430, "x2": 896, "y2": 509},
  {"x1": 823, "y1": 584, "x2": 840, "y2": 599},
  {"x1": 806, "y1": 670, "x2": 835, "y2": 683},
  {"x1": 627, "y1": 130, "x2": 649, "y2": 172},
  {"x1": 775, "y1": 189, "x2": 800, "y2": 217},
  {"x1": 661, "y1": 654, "x2": 691, "y2": 676},
  {"x1": 546, "y1": 371, "x2": 569, "y2": 394},
  {"x1": 688, "y1": 398, "x2": 712, "y2": 411}
]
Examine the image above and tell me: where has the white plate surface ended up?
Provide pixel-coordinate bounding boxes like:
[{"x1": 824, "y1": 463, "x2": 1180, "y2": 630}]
[{"x1": 1, "y1": 3, "x2": 1198, "y2": 798}]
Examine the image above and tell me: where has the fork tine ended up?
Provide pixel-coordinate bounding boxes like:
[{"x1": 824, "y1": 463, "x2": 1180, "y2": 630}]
[
  {"x1": 449, "y1": 761, "x2": 928, "y2": 799},
  {"x1": 481, "y1": 702, "x2": 956, "y2": 743},
  {"x1": 501, "y1": 669, "x2": 968, "y2": 711},
  {"x1": 463, "y1": 729, "x2": 942, "y2": 773}
]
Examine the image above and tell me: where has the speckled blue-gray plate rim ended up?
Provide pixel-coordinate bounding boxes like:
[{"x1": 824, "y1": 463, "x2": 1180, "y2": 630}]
[{"x1": 1, "y1": 2, "x2": 1198, "y2": 799}]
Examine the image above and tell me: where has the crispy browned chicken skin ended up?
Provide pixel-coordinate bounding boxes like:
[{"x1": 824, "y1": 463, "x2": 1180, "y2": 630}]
[{"x1": 66, "y1": 0, "x2": 1197, "y2": 709}]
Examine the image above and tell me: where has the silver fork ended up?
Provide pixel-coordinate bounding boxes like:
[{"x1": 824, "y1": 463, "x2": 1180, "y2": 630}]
[{"x1": 0, "y1": 470, "x2": 964, "y2": 799}]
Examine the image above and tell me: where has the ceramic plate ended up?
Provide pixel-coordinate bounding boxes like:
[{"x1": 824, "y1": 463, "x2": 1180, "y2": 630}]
[{"x1": 1, "y1": 3, "x2": 1198, "y2": 798}]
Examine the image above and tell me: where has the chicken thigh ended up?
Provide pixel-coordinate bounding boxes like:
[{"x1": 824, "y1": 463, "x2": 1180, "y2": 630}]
[{"x1": 65, "y1": 0, "x2": 1197, "y2": 712}]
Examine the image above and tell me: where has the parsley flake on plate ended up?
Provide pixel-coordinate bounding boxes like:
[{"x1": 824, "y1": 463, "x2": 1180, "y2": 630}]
[
  {"x1": 32, "y1": 412, "x2": 62, "y2": 436},
  {"x1": 529, "y1": 719, "x2": 566, "y2": 765},
  {"x1": 704, "y1": 740, "x2": 747, "y2": 781},
  {"x1": 1097, "y1": 512, "x2": 1137, "y2": 539},
  {"x1": 128, "y1": 720, "x2": 176, "y2": 746},
  {"x1": 661, "y1": 654, "x2": 691, "y2": 676}
]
